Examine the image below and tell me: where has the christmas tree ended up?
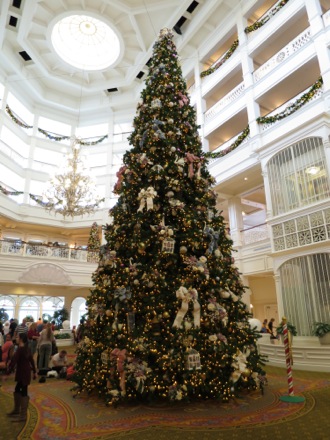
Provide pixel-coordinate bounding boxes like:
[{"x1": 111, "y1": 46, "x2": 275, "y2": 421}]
[
  {"x1": 73, "y1": 28, "x2": 265, "y2": 405},
  {"x1": 87, "y1": 222, "x2": 101, "y2": 251}
]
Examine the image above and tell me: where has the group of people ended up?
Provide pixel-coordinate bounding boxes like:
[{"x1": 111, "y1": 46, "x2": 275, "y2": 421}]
[
  {"x1": 261, "y1": 318, "x2": 277, "y2": 338},
  {"x1": 0, "y1": 317, "x2": 73, "y2": 422}
]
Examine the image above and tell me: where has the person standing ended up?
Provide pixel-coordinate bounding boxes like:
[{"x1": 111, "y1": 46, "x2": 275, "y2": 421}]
[
  {"x1": 1, "y1": 334, "x2": 14, "y2": 363},
  {"x1": 14, "y1": 318, "x2": 28, "y2": 339},
  {"x1": 261, "y1": 319, "x2": 268, "y2": 333},
  {"x1": 7, "y1": 332, "x2": 36, "y2": 421},
  {"x1": 9, "y1": 319, "x2": 17, "y2": 339},
  {"x1": 27, "y1": 322, "x2": 39, "y2": 358},
  {"x1": 268, "y1": 318, "x2": 276, "y2": 338},
  {"x1": 37, "y1": 323, "x2": 55, "y2": 372}
]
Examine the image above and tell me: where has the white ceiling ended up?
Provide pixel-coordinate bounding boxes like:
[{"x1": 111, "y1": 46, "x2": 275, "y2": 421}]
[
  {"x1": 0, "y1": 0, "x2": 267, "y2": 228},
  {"x1": 0, "y1": 0, "x2": 240, "y2": 124}
]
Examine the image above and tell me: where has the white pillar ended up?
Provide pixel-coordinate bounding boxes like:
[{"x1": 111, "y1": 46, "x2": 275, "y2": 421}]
[
  {"x1": 260, "y1": 161, "x2": 273, "y2": 220},
  {"x1": 273, "y1": 274, "x2": 284, "y2": 320},
  {"x1": 227, "y1": 196, "x2": 244, "y2": 247},
  {"x1": 305, "y1": 0, "x2": 330, "y2": 89},
  {"x1": 236, "y1": 12, "x2": 261, "y2": 138},
  {"x1": 194, "y1": 58, "x2": 208, "y2": 153}
]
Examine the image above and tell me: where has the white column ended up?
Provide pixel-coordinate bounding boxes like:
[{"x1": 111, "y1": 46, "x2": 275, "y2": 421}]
[
  {"x1": 0, "y1": 86, "x2": 9, "y2": 136},
  {"x1": 273, "y1": 273, "x2": 284, "y2": 320},
  {"x1": 236, "y1": 12, "x2": 261, "y2": 138},
  {"x1": 260, "y1": 161, "x2": 273, "y2": 220},
  {"x1": 227, "y1": 196, "x2": 244, "y2": 247},
  {"x1": 194, "y1": 58, "x2": 208, "y2": 153},
  {"x1": 106, "y1": 112, "x2": 114, "y2": 208},
  {"x1": 305, "y1": 0, "x2": 330, "y2": 89},
  {"x1": 323, "y1": 136, "x2": 330, "y2": 176}
]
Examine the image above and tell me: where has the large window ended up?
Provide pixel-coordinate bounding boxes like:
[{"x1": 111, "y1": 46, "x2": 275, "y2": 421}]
[
  {"x1": 19, "y1": 297, "x2": 40, "y2": 322},
  {"x1": 279, "y1": 253, "x2": 330, "y2": 336},
  {"x1": 0, "y1": 296, "x2": 15, "y2": 319},
  {"x1": 268, "y1": 137, "x2": 330, "y2": 216}
]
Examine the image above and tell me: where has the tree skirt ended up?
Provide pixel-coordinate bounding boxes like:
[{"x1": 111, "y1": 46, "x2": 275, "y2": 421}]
[{"x1": 2, "y1": 371, "x2": 329, "y2": 440}]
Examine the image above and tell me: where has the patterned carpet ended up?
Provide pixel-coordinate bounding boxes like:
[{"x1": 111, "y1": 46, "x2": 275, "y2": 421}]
[{"x1": 1, "y1": 366, "x2": 330, "y2": 440}]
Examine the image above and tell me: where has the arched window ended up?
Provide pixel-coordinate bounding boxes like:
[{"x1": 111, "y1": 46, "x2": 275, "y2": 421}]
[
  {"x1": 19, "y1": 297, "x2": 40, "y2": 322},
  {"x1": 0, "y1": 296, "x2": 15, "y2": 319},
  {"x1": 42, "y1": 297, "x2": 64, "y2": 322},
  {"x1": 279, "y1": 253, "x2": 330, "y2": 335},
  {"x1": 268, "y1": 137, "x2": 330, "y2": 216}
]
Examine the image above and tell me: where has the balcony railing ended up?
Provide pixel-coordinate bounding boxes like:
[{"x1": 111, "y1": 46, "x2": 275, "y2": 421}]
[
  {"x1": 208, "y1": 130, "x2": 250, "y2": 164},
  {"x1": 0, "y1": 140, "x2": 28, "y2": 167},
  {"x1": 0, "y1": 239, "x2": 99, "y2": 263},
  {"x1": 259, "y1": 84, "x2": 323, "y2": 132},
  {"x1": 204, "y1": 81, "x2": 245, "y2": 122},
  {"x1": 253, "y1": 27, "x2": 311, "y2": 82},
  {"x1": 241, "y1": 223, "x2": 269, "y2": 245}
]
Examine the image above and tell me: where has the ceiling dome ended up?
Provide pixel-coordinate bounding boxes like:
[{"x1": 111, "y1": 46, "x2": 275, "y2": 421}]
[{"x1": 51, "y1": 14, "x2": 121, "y2": 71}]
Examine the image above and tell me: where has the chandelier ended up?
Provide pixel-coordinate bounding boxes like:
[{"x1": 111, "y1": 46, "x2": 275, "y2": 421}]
[{"x1": 42, "y1": 137, "x2": 104, "y2": 218}]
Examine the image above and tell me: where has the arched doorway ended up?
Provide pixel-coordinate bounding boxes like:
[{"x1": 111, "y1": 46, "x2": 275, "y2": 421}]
[{"x1": 71, "y1": 297, "x2": 87, "y2": 327}]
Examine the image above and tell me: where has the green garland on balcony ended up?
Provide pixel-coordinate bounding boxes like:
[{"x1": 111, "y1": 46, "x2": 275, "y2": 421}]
[
  {"x1": 256, "y1": 77, "x2": 323, "y2": 125},
  {"x1": 5, "y1": 105, "x2": 108, "y2": 145},
  {"x1": 204, "y1": 126, "x2": 250, "y2": 160},
  {"x1": 244, "y1": 0, "x2": 290, "y2": 34},
  {"x1": 0, "y1": 184, "x2": 24, "y2": 196},
  {"x1": 200, "y1": 39, "x2": 239, "y2": 78},
  {"x1": 6, "y1": 105, "x2": 33, "y2": 129}
]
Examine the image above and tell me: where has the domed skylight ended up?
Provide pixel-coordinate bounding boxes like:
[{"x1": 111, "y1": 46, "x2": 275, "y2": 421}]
[{"x1": 51, "y1": 15, "x2": 121, "y2": 71}]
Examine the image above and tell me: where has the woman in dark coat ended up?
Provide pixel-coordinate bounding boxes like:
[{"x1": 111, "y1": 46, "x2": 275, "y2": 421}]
[{"x1": 7, "y1": 332, "x2": 36, "y2": 421}]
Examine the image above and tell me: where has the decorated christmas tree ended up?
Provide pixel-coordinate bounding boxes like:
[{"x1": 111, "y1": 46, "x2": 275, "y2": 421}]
[
  {"x1": 73, "y1": 28, "x2": 265, "y2": 405},
  {"x1": 87, "y1": 222, "x2": 101, "y2": 251}
]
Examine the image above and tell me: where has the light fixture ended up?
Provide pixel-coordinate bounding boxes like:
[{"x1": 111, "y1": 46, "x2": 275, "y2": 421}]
[
  {"x1": 42, "y1": 137, "x2": 104, "y2": 218},
  {"x1": 306, "y1": 166, "x2": 320, "y2": 175}
]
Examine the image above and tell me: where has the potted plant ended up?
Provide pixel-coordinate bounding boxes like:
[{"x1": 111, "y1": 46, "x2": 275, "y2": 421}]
[
  {"x1": 311, "y1": 322, "x2": 330, "y2": 345},
  {"x1": 52, "y1": 307, "x2": 69, "y2": 329}
]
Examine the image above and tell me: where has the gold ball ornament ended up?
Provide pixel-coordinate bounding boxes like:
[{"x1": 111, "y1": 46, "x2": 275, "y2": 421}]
[
  {"x1": 242, "y1": 368, "x2": 251, "y2": 377},
  {"x1": 105, "y1": 310, "x2": 112, "y2": 317},
  {"x1": 180, "y1": 246, "x2": 187, "y2": 254},
  {"x1": 163, "y1": 311, "x2": 170, "y2": 318}
]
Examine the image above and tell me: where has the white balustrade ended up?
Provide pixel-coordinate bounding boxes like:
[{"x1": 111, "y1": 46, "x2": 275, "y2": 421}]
[
  {"x1": 204, "y1": 82, "x2": 245, "y2": 122},
  {"x1": 0, "y1": 239, "x2": 99, "y2": 263},
  {"x1": 208, "y1": 131, "x2": 249, "y2": 164},
  {"x1": 253, "y1": 28, "x2": 311, "y2": 82},
  {"x1": 260, "y1": 85, "x2": 323, "y2": 132},
  {"x1": 242, "y1": 224, "x2": 269, "y2": 245},
  {"x1": 0, "y1": 140, "x2": 28, "y2": 167}
]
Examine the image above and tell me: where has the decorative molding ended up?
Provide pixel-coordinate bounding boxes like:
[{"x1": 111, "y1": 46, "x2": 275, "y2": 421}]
[{"x1": 18, "y1": 263, "x2": 72, "y2": 285}]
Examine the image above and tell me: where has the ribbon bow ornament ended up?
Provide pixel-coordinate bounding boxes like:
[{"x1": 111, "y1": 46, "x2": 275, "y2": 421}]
[
  {"x1": 185, "y1": 153, "x2": 202, "y2": 179},
  {"x1": 137, "y1": 187, "x2": 157, "y2": 212},
  {"x1": 173, "y1": 286, "x2": 201, "y2": 328},
  {"x1": 178, "y1": 92, "x2": 189, "y2": 107},
  {"x1": 113, "y1": 165, "x2": 127, "y2": 193},
  {"x1": 110, "y1": 348, "x2": 127, "y2": 392}
]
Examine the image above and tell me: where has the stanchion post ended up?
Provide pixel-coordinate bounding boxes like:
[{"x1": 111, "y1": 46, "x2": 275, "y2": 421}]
[{"x1": 279, "y1": 317, "x2": 305, "y2": 403}]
